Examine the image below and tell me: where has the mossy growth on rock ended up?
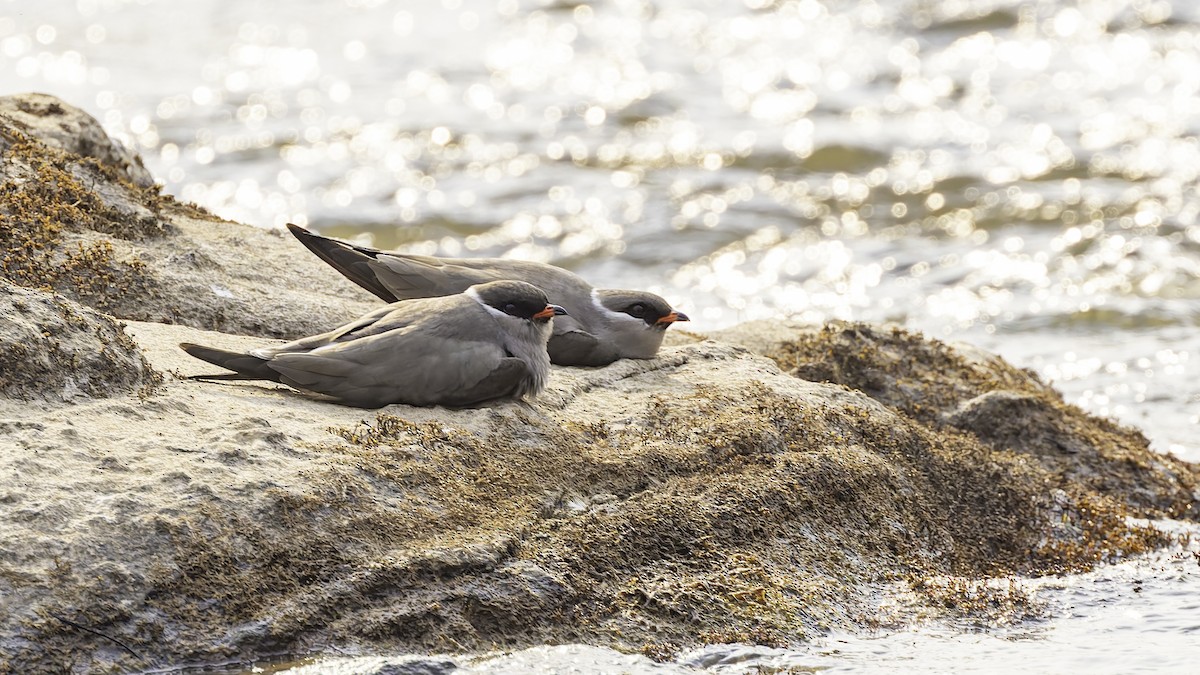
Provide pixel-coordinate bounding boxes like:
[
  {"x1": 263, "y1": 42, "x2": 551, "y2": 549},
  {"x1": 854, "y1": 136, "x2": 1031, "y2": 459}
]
[
  {"x1": 0, "y1": 92, "x2": 156, "y2": 188},
  {"x1": 88, "y1": 340, "x2": 1188, "y2": 666},
  {"x1": 0, "y1": 122, "x2": 166, "y2": 313},
  {"x1": 0, "y1": 92, "x2": 380, "y2": 340},
  {"x1": 0, "y1": 280, "x2": 160, "y2": 400},
  {"x1": 761, "y1": 321, "x2": 1199, "y2": 519}
]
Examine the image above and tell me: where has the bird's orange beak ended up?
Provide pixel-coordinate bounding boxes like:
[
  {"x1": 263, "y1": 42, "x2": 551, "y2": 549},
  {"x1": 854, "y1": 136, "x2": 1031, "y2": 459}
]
[
  {"x1": 534, "y1": 304, "x2": 568, "y2": 321},
  {"x1": 655, "y1": 310, "x2": 689, "y2": 325}
]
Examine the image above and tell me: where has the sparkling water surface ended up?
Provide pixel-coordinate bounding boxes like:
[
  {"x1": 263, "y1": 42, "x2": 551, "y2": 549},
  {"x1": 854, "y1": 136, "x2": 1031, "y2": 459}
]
[{"x1": 3, "y1": 0, "x2": 1199, "y2": 671}]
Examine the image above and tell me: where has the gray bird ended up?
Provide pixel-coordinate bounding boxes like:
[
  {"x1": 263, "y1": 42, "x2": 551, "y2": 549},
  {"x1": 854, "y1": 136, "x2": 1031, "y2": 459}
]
[
  {"x1": 287, "y1": 224, "x2": 689, "y2": 367},
  {"x1": 179, "y1": 280, "x2": 566, "y2": 408}
]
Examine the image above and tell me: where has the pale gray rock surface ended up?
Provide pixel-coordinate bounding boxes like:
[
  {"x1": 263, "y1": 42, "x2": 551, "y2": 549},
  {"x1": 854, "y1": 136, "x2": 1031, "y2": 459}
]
[
  {"x1": 0, "y1": 280, "x2": 156, "y2": 401},
  {"x1": 0, "y1": 92, "x2": 155, "y2": 188}
]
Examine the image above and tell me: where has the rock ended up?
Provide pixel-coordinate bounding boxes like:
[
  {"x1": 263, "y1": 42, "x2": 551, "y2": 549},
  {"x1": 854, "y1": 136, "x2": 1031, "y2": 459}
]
[
  {"x1": 945, "y1": 390, "x2": 1088, "y2": 455},
  {"x1": 0, "y1": 280, "x2": 159, "y2": 401},
  {"x1": 1, "y1": 322, "x2": 1195, "y2": 673},
  {"x1": 0, "y1": 93, "x2": 1196, "y2": 674},
  {"x1": 0, "y1": 92, "x2": 155, "y2": 188},
  {"x1": 0, "y1": 92, "x2": 376, "y2": 339},
  {"x1": 714, "y1": 320, "x2": 1198, "y2": 517}
]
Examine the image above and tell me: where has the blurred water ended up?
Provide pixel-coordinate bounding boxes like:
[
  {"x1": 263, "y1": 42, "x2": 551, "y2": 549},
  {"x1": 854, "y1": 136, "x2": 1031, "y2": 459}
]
[{"x1": 3, "y1": 0, "x2": 1200, "y2": 670}]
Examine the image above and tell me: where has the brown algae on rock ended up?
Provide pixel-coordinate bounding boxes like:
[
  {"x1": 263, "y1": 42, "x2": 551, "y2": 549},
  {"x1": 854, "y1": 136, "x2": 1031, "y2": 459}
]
[
  {"x1": 71, "y1": 340, "x2": 1185, "y2": 667},
  {"x1": 758, "y1": 321, "x2": 1197, "y2": 519},
  {"x1": 1, "y1": 91, "x2": 378, "y2": 339},
  {"x1": 0, "y1": 92, "x2": 156, "y2": 188},
  {"x1": 0, "y1": 123, "x2": 165, "y2": 314},
  {"x1": 4, "y1": 323, "x2": 1195, "y2": 673}
]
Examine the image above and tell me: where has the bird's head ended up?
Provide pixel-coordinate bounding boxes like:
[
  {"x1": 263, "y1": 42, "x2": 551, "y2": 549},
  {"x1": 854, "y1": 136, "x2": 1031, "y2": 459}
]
[
  {"x1": 469, "y1": 280, "x2": 567, "y2": 325},
  {"x1": 592, "y1": 289, "x2": 689, "y2": 358}
]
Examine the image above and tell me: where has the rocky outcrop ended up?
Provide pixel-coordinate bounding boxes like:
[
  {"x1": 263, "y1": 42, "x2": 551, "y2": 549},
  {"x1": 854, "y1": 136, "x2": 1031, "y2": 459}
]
[
  {"x1": 0, "y1": 93, "x2": 375, "y2": 339},
  {"x1": 0, "y1": 94, "x2": 1196, "y2": 674},
  {"x1": 0, "y1": 93, "x2": 155, "y2": 188},
  {"x1": 709, "y1": 320, "x2": 1198, "y2": 520}
]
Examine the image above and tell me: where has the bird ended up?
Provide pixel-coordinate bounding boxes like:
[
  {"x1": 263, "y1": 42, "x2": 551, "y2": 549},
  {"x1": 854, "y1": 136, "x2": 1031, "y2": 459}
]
[
  {"x1": 286, "y1": 223, "x2": 689, "y2": 367},
  {"x1": 179, "y1": 280, "x2": 566, "y2": 408}
]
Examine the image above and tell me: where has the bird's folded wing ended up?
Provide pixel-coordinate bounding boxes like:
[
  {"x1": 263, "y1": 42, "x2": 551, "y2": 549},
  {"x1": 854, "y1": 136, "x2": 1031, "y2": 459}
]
[
  {"x1": 289, "y1": 224, "x2": 399, "y2": 302},
  {"x1": 251, "y1": 302, "x2": 433, "y2": 359},
  {"x1": 547, "y1": 329, "x2": 621, "y2": 367},
  {"x1": 180, "y1": 343, "x2": 281, "y2": 381},
  {"x1": 268, "y1": 333, "x2": 506, "y2": 407},
  {"x1": 370, "y1": 255, "x2": 499, "y2": 299},
  {"x1": 436, "y1": 357, "x2": 532, "y2": 407}
]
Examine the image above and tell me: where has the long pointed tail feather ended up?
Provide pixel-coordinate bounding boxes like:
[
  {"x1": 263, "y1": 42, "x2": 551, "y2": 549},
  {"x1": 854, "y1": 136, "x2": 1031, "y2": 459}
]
[
  {"x1": 179, "y1": 343, "x2": 282, "y2": 382},
  {"x1": 286, "y1": 223, "x2": 399, "y2": 302}
]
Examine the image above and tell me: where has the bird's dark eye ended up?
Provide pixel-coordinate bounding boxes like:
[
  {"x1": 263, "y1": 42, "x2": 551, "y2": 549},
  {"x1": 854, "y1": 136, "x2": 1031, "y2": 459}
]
[
  {"x1": 504, "y1": 303, "x2": 518, "y2": 314},
  {"x1": 626, "y1": 303, "x2": 646, "y2": 318}
]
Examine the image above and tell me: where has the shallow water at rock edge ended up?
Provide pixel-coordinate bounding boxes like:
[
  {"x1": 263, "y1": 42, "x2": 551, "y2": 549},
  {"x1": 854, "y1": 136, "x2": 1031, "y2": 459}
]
[{"x1": 146, "y1": 522, "x2": 1200, "y2": 675}]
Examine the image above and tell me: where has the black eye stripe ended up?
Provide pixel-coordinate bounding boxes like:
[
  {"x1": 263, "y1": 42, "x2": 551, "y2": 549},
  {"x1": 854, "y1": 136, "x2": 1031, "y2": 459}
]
[{"x1": 493, "y1": 298, "x2": 549, "y2": 318}]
